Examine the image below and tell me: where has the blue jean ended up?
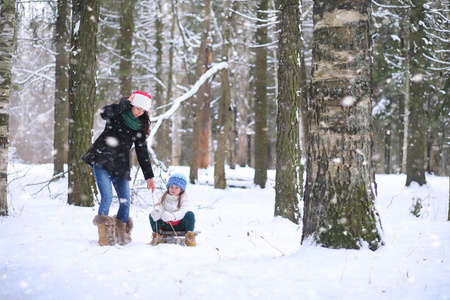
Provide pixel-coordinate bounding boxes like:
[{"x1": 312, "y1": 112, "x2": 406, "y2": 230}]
[
  {"x1": 149, "y1": 211, "x2": 196, "y2": 234},
  {"x1": 93, "y1": 163, "x2": 130, "y2": 223}
]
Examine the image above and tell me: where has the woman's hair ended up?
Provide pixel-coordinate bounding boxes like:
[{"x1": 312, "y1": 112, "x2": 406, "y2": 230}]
[
  {"x1": 160, "y1": 190, "x2": 184, "y2": 209},
  {"x1": 139, "y1": 112, "x2": 150, "y2": 136}
]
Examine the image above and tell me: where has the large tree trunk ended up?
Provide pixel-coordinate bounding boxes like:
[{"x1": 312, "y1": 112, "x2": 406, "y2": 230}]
[
  {"x1": 405, "y1": 0, "x2": 427, "y2": 186},
  {"x1": 214, "y1": 0, "x2": 233, "y2": 189},
  {"x1": 274, "y1": 0, "x2": 301, "y2": 224},
  {"x1": 0, "y1": 0, "x2": 16, "y2": 216},
  {"x1": 119, "y1": 0, "x2": 135, "y2": 96},
  {"x1": 68, "y1": 0, "x2": 100, "y2": 206},
  {"x1": 253, "y1": 0, "x2": 269, "y2": 188},
  {"x1": 302, "y1": 0, "x2": 383, "y2": 251},
  {"x1": 53, "y1": 0, "x2": 70, "y2": 178},
  {"x1": 154, "y1": 0, "x2": 171, "y2": 166},
  {"x1": 189, "y1": 0, "x2": 211, "y2": 183}
]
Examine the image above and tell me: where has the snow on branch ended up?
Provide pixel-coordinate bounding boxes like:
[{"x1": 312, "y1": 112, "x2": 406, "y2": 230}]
[
  {"x1": 12, "y1": 64, "x2": 55, "y2": 85},
  {"x1": 146, "y1": 62, "x2": 229, "y2": 171}
]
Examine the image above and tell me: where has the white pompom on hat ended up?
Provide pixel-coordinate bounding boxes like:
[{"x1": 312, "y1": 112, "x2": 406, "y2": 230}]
[{"x1": 132, "y1": 91, "x2": 152, "y2": 112}]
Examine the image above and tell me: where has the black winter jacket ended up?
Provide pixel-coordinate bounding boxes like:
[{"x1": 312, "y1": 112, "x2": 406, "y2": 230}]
[{"x1": 82, "y1": 99, "x2": 154, "y2": 181}]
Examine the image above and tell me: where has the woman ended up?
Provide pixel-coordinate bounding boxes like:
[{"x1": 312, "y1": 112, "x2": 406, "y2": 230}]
[{"x1": 83, "y1": 91, "x2": 156, "y2": 246}]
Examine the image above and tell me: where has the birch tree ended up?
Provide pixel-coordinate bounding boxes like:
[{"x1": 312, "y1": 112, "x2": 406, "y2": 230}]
[
  {"x1": 302, "y1": 0, "x2": 383, "y2": 250},
  {"x1": 0, "y1": 0, "x2": 16, "y2": 216}
]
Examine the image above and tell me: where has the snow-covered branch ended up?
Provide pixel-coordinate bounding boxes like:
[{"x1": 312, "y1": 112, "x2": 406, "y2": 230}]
[
  {"x1": 146, "y1": 62, "x2": 229, "y2": 170},
  {"x1": 12, "y1": 64, "x2": 55, "y2": 85}
]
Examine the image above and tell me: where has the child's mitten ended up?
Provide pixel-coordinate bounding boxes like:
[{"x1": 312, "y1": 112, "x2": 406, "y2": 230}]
[
  {"x1": 161, "y1": 211, "x2": 176, "y2": 222},
  {"x1": 150, "y1": 205, "x2": 163, "y2": 220}
]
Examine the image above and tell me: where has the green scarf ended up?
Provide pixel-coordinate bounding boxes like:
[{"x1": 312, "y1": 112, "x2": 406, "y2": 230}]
[{"x1": 121, "y1": 109, "x2": 142, "y2": 130}]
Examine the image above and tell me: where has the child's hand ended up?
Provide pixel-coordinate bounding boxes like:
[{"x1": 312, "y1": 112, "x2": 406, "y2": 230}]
[
  {"x1": 161, "y1": 211, "x2": 175, "y2": 222},
  {"x1": 150, "y1": 205, "x2": 163, "y2": 220},
  {"x1": 154, "y1": 205, "x2": 162, "y2": 213}
]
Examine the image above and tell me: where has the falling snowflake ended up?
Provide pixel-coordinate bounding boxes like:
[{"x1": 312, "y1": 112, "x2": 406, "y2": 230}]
[
  {"x1": 341, "y1": 96, "x2": 356, "y2": 107},
  {"x1": 105, "y1": 136, "x2": 119, "y2": 147}
]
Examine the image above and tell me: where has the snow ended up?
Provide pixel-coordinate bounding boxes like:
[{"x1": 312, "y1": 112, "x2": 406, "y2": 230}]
[{"x1": 1, "y1": 164, "x2": 449, "y2": 299}]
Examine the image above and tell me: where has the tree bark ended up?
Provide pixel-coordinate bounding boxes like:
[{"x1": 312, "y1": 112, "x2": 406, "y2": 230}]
[
  {"x1": 405, "y1": 0, "x2": 427, "y2": 186},
  {"x1": 53, "y1": 0, "x2": 70, "y2": 178},
  {"x1": 235, "y1": 2, "x2": 249, "y2": 167},
  {"x1": 299, "y1": 0, "x2": 309, "y2": 159},
  {"x1": 253, "y1": 0, "x2": 269, "y2": 188},
  {"x1": 154, "y1": 0, "x2": 171, "y2": 166},
  {"x1": 274, "y1": 0, "x2": 301, "y2": 224},
  {"x1": 68, "y1": 0, "x2": 100, "y2": 206},
  {"x1": 170, "y1": 0, "x2": 181, "y2": 166},
  {"x1": 214, "y1": 0, "x2": 233, "y2": 189},
  {"x1": 119, "y1": 0, "x2": 135, "y2": 96},
  {"x1": 0, "y1": 0, "x2": 16, "y2": 216},
  {"x1": 198, "y1": 43, "x2": 212, "y2": 169},
  {"x1": 189, "y1": 0, "x2": 211, "y2": 183},
  {"x1": 302, "y1": 0, "x2": 383, "y2": 250}
]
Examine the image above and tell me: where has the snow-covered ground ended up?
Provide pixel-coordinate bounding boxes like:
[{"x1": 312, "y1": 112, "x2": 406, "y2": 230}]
[{"x1": 1, "y1": 164, "x2": 449, "y2": 299}]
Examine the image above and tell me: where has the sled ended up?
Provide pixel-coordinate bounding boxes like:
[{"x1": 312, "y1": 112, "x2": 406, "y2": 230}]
[{"x1": 159, "y1": 231, "x2": 201, "y2": 246}]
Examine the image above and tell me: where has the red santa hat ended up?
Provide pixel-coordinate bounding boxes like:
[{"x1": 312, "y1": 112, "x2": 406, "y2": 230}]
[{"x1": 132, "y1": 91, "x2": 152, "y2": 112}]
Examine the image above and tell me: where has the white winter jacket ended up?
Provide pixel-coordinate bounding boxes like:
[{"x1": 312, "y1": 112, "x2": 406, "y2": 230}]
[{"x1": 152, "y1": 193, "x2": 190, "y2": 222}]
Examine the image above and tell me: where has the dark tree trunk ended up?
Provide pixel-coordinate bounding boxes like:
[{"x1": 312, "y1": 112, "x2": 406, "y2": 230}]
[
  {"x1": 189, "y1": 0, "x2": 211, "y2": 183},
  {"x1": 384, "y1": 130, "x2": 391, "y2": 174},
  {"x1": 119, "y1": 0, "x2": 135, "y2": 96},
  {"x1": 53, "y1": 0, "x2": 70, "y2": 178},
  {"x1": 253, "y1": 0, "x2": 269, "y2": 188},
  {"x1": 406, "y1": 0, "x2": 427, "y2": 186},
  {"x1": 68, "y1": 0, "x2": 100, "y2": 206},
  {"x1": 274, "y1": 0, "x2": 301, "y2": 224},
  {"x1": 214, "y1": 0, "x2": 233, "y2": 189},
  {"x1": 302, "y1": 0, "x2": 383, "y2": 251},
  {"x1": 154, "y1": 0, "x2": 171, "y2": 166}
]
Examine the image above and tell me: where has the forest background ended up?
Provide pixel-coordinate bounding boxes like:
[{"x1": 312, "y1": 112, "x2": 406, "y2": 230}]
[
  {"x1": 1, "y1": 0, "x2": 449, "y2": 226},
  {"x1": 8, "y1": 0, "x2": 449, "y2": 176}
]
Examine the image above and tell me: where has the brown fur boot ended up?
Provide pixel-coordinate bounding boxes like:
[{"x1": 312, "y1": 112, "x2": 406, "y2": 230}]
[
  {"x1": 114, "y1": 215, "x2": 133, "y2": 245},
  {"x1": 93, "y1": 215, "x2": 116, "y2": 246},
  {"x1": 185, "y1": 231, "x2": 197, "y2": 247},
  {"x1": 150, "y1": 232, "x2": 164, "y2": 246}
]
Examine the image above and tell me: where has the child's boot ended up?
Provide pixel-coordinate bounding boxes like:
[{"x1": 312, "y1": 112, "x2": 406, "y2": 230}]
[
  {"x1": 185, "y1": 231, "x2": 197, "y2": 247},
  {"x1": 150, "y1": 232, "x2": 164, "y2": 246},
  {"x1": 93, "y1": 215, "x2": 116, "y2": 246}
]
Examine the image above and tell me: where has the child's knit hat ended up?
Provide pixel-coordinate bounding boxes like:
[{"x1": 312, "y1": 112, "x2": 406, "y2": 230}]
[
  {"x1": 166, "y1": 173, "x2": 187, "y2": 192},
  {"x1": 132, "y1": 91, "x2": 152, "y2": 112}
]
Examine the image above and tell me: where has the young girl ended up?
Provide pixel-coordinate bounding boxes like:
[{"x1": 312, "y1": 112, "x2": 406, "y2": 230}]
[
  {"x1": 84, "y1": 92, "x2": 156, "y2": 246},
  {"x1": 149, "y1": 173, "x2": 196, "y2": 246}
]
